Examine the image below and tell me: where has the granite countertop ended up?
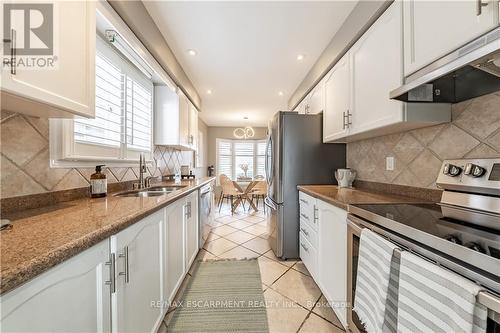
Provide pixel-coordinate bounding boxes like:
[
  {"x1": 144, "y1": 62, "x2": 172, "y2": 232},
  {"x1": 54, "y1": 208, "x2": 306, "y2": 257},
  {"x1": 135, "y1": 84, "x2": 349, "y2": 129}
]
[
  {"x1": 297, "y1": 185, "x2": 431, "y2": 210},
  {"x1": 0, "y1": 177, "x2": 215, "y2": 295}
]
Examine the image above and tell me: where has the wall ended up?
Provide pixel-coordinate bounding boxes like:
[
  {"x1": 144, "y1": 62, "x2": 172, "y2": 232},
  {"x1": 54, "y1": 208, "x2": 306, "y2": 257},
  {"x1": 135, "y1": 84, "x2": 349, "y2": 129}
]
[
  {"x1": 206, "y1": 126, "x2": 268, "y2": 167},
  {"x1": 347, "y1": 92, "x2": 500, "y2": 188},
  {"x1": 0, "y1": 111, "x2": 204, "y2": 199}
]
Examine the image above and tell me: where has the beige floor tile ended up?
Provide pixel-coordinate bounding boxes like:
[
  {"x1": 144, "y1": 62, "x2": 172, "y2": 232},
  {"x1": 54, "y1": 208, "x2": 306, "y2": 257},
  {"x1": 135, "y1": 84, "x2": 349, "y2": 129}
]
[
  {"x1": 228, "y1": 219, "x2": 254, "y2": 230},
  {"x1": 262, "y1": 283, "x2": 268, "y2": 292},
  {"x1": 203, "y1": 238, "x2": 238, "y2": 256},
  {"x1": 264, "y1": 288, "x2": 309, "y2": 333},
  {"x1": 195, "y1": 249, "x2": 217, "y2": 262},
  {"x1": 215, "y1": 215, "x2": 241, "y2": 224},
  {"x1": 257, "y1": 257, "x2": 289, "y2": 285},
  {"x1": 205, "y1": 232, "x2": 220, "y2": 243},
  {"x1": 243, "y1": 215, "x2": 265, "y2": 223},
  {"x1": 242, "y1": 237, "x2": 271, "y2": 254},
  {"x1": 292, "y1": 261, "x2": 311, "y2": 276},
  {"x1": 223, "y1": 230, "x2": 256, "y2": 244},
  {"x1": 312, "y1": 295, "x2": 344, "y2": 328},
  {"x1": 263, "y1": 250, "x2": 298, "y2": 267},
  {"x1": 243, "y1": 224, "x2": 268, "y2": 236},
  {"x1": 299, "y1": 313, "x2": 344, "y2": 333},
  {"x1": 272, "y1": 269, "x2": 321, "y2": 310},
  {"x1": 218, "y1": 246, "x2": 260, "y2": 260},
  {"x1": 211, "y1": 224, "x2": 239, "y2": 236},
  {"x1": 163, "y1": 308, "x2": 176, "y2": 327}
]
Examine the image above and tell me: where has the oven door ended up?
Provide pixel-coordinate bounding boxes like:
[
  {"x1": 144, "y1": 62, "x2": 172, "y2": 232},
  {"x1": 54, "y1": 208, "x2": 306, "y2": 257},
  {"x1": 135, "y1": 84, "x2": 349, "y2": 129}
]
[{"x1": 347, "y1": 214, "x2": 500, "y2": 333}]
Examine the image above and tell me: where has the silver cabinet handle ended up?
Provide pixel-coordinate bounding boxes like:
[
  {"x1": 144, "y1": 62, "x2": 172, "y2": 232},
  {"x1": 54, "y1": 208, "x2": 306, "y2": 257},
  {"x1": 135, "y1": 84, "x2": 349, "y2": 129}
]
[
  {"x1": 300, "y1": 213, "x2": 309, "y2": 220},
  {"x1": 118, "y1": 246, "x2": 129, "y2": 283},
  {"x1": 346, "y1": 109, "x2": 352, "y2": 127},
  {"x1": 3, "y1": 29, "x2": 16, "y2": 75},
  {"x1": 300, "y1": 227, "x2": 309, "y2": 236},
  {"x1": 299, "y1": 199, "x2": 308, "y2": 204},
  {"x1": 105, "y1": 253, "x2": 116, "y2": 293},
  {"x1": 313, "y1": 206, "x2": 319, "y2": 222},
  {"x1": 342, "y1": 111, "x2": 347, "y2": 129},
  {"x1": 476, "y1": 0, "x2": 488, "y2": 15},
  {"x1": 300, "y1": 242, "x2": 309, "y2": 252}
]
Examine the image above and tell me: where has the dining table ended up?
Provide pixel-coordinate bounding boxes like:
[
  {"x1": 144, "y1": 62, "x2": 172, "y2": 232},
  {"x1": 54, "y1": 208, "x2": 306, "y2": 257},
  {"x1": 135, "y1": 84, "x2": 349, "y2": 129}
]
[{"x1": 231, "y1": 179, "x2": 264, "y2": 212}]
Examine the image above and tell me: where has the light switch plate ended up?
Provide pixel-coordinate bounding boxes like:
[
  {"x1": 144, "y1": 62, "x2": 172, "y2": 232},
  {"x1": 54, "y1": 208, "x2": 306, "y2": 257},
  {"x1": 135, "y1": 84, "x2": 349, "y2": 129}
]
[{"x1": 386, "y1": 157, "x2": 395, "y2": 171}]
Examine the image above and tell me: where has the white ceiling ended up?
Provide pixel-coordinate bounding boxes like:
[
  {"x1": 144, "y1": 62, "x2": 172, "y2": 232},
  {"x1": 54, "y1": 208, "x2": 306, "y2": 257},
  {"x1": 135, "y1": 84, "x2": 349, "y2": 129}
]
[{"x1": 144, "y1": 1, "x2": 357, "y2": 127}]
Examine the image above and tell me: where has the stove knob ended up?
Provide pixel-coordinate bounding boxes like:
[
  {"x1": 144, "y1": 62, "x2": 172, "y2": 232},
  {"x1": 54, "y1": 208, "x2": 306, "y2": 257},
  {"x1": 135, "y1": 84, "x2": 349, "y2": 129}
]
[
  {"x1": 465, "y1": 242, "x2": 486, "y2": 254},
  {"x1": 464, "y1": 163, "x2": 486, "y2": 178},
  {"x1": 444, "y1": 234, "x2": 462, "y2": 245},
  {"x1": 443, "y1": 163, "x2": 462, "y2": 177}
]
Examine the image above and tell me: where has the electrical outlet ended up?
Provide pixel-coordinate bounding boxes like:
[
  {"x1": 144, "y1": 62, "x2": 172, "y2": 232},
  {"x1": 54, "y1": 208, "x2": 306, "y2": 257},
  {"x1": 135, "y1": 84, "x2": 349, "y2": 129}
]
[{"x1": 386, "y1": 157, "x2": 395, "y2": 171}]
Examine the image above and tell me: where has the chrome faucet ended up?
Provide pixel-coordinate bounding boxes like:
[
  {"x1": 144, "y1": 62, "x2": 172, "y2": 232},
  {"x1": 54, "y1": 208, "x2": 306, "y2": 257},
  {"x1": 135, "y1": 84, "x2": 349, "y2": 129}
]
[{"x1": 137, "y1": 153, "x2": 147, "y2": 189}]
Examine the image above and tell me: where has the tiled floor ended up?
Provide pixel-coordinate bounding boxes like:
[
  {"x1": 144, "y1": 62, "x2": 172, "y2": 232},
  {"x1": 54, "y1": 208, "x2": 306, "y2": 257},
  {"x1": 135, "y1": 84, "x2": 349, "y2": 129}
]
[{"x1": 157, "y1": 203, "x2": 345, "y2": 333}]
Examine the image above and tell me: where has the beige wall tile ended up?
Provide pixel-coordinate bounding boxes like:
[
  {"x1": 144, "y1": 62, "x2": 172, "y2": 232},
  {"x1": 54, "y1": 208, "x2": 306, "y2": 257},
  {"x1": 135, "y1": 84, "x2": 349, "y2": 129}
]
[
  {"x1": 1, "y1": 155, "x2": 46, "y2": 197},
  {"x1": 1, "y1": 115, "x2": 46, "y2": 166},
  {"x1": 347, "y1": 92, "x2": 499, "y2": 189},
  {"x1": 24, "y1": 149, "x2": 70, "y2": 190},
  {"x1": 53, "y1": 169, "x2": 89, "y2": 191}
]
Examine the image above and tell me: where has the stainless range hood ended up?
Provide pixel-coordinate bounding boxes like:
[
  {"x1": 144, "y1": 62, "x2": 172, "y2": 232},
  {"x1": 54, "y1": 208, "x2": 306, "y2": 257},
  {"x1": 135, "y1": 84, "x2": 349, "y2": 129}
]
[{"x1": 390, "y1": 27, "x2": 500, "y2": 103}]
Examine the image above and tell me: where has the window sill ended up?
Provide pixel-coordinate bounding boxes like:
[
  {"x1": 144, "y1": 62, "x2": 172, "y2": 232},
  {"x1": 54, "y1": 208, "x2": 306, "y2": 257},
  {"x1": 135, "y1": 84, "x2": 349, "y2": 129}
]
[{"x1": 50, "y1": 157, "x2": 153, "y2": 169}]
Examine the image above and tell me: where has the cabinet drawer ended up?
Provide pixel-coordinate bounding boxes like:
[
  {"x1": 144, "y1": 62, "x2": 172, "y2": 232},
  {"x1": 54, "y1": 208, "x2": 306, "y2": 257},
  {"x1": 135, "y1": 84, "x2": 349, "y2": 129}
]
[
  {"x1": 299, "y1": 192, "x2": 315, "y2": 212},
  {"x1": 300, "y1": 220, "x2": 318, "y2": 250},
  {"x1": 299, "y1": 233, "x2": 317, "y2": 278}
]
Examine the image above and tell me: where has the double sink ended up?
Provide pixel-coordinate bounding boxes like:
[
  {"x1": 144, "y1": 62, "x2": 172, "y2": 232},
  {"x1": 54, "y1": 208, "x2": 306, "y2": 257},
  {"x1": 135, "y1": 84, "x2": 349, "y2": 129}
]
[{"x1": 114, "y1": 185, "x2": 187, "y2": 197}]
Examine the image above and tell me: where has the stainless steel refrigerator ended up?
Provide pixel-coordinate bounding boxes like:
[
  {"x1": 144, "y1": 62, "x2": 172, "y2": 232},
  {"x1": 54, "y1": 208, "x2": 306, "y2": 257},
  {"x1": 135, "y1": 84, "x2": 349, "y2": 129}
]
[{"x1": 264, "y1": 112, "x2": 346, "y2": 259}]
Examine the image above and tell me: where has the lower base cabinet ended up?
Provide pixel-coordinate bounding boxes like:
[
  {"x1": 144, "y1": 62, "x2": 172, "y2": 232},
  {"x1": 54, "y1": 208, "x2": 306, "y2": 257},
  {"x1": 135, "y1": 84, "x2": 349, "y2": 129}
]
[
  {"x1": 0, "y1": 240, "x2": 112, "y2": 332},
  {"x1": 111, "y1": 209, "x2": 164, "y2": 333},
  {"x1": 317, "y1": 200, "x2": 348, "y2": 328},
  {"x1": 1, "y1": 189, "x2": 201, "y2": 333},
  {"x1": 299, "y1": 191, "x2": 348, "y2": 329}
]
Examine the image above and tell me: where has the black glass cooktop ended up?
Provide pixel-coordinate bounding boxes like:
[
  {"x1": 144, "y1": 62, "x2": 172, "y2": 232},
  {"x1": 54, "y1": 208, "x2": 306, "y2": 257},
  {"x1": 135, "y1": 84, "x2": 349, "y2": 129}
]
[{"x1": 351, "y1": 203, "x2": 500, "y2": 260}]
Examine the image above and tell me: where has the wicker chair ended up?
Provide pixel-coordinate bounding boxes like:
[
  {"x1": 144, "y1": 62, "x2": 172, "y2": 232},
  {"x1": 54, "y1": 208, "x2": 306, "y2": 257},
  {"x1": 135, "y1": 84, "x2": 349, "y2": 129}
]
[
  {"x1": 218, "y1": 174, "x2": 245, "y2": 214},
  {"x1": 249, "y1": 181, "x2": 267, "y2": 212}
]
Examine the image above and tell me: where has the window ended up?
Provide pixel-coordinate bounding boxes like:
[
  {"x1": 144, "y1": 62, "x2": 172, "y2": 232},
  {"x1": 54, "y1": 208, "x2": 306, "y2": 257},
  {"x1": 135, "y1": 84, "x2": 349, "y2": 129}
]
[
  {"x1": 50, "y1": 36, "x2": 153, "y2": 166},
  {"x1": 216, "y1": 139, "x2": 266, "y2": 180}
]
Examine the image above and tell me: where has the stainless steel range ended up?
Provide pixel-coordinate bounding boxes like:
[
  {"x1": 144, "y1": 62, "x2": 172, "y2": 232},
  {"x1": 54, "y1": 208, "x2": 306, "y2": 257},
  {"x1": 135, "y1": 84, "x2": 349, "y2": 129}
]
[{"x1": 347, "y1": 158, "x2": 500, "y2": 333}]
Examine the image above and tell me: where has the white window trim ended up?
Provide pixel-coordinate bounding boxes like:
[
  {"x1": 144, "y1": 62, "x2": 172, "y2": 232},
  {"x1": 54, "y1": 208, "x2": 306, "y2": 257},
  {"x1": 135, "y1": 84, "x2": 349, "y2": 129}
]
[{"x1": 215, "y1": 138, "x2": 266, "y2": 182}]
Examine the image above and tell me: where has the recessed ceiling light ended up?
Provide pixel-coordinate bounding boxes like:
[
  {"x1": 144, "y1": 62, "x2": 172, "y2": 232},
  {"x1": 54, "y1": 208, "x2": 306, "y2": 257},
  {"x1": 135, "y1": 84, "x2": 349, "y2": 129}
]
[
  {"x1": 206, "y1": 89, "x2": 212, "y2": 95},
  {"x1": 297, "y1": 54, "x2": 305, "y2": 61},
  {"x1": 243, "y1": 116, "x2": 248, "y2": 120},
  {"x1": 278, "y1": 91, "x2": 284, "y2": 96},
  {"x1": 188, "y1": 49, "x2": 197, "y2": 56}
]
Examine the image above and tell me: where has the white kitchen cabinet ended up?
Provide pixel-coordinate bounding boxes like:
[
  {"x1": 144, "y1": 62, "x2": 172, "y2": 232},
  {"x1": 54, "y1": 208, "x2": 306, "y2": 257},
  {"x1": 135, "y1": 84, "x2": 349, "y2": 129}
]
[
  {"x1": 0, "y1": 240, "x2": 111, "y2": 333},
  {"x1": 306, "y1": 82, "x2": 325, "y2": 115},
  {"x1": 1, "y1": 1, "x2": 96, "y2": 118},
  {"x1": 317, "y1": 200, "x2": 348, "y2": 329},
  {"x1": 323, "y1": 53, "x2": 350, "y2": 142},
  {"x1": 323, "y1": 2, "x2": 450, "y2": 143},
  {"x1": 111, "y1": 209, "x2": 164, "y2": 333},
  {"x1": 403, "y1": 0, "x2": 499, "y2": 76},
  {"x1": 296, "y1": 100, "x2": 307, "y2": 114},
  {"x1": 154, "y1": 86, "x2": 192, "y2": 150},
  {"x1": 185, "y1": 191, "x2": 199, "y2": 269},
  {"x1": 349, "y1": 1, "x2": 404, "y2": 136},
  {"x1": 165, "y1": 198, "x2": 186, "y2": 302},
  {"x1": 188, "y1": 102, "x2": 199, "y2": 151}
]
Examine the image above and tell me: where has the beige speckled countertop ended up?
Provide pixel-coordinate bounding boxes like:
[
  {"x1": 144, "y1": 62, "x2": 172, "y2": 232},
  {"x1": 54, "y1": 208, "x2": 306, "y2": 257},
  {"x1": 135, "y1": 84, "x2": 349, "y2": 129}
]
[
  {"x1": 297, "y1": 185, "x2": 431, "y2": 210},
  {"x1": 0, "y1": 177, "x2": 215, "y2": 295}
]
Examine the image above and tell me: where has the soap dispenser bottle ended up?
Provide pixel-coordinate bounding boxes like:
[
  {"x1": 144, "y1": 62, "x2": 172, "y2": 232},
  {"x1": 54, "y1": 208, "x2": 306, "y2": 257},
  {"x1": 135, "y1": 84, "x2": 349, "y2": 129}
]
[{"x1": 90, "y1": 165, "x2": 107, "y2": 198}]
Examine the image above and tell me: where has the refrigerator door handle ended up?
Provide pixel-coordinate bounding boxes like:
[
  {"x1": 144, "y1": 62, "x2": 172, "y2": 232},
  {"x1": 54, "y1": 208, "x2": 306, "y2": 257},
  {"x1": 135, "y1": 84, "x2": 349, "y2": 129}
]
[
  {"x1": 265, "y1": 136, "x2": 273, "y2": 185},
  {"x1": 264, "y1": 196, "x2": 277, "y2": 210}
]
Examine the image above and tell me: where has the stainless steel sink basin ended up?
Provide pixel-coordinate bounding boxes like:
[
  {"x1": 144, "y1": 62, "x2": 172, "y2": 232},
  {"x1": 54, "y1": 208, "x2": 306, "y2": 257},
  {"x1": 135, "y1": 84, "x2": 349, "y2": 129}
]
[
  {"x1": 147, "y1": 185, "x2": 186, "y2": 192},
  {"x1": 114, "y1": 191, "x2": 165, "y2": 197}
]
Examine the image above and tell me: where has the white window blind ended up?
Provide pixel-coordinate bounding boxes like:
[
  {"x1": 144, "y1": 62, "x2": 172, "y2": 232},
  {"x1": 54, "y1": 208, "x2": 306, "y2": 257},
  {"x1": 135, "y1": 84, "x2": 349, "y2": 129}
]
[
  {"x1": 216, "y1": 139, "x2": 266, "y2": 180},
  {"x1": 72, "y1": 36, "x2": 153, "y2": 161}
]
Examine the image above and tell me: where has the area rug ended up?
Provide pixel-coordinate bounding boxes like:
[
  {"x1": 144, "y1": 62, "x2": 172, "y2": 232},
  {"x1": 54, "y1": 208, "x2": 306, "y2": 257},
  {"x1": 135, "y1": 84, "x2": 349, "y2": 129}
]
[{"x1": 167, "y1": 259, "x2": 269, "y2": 333}]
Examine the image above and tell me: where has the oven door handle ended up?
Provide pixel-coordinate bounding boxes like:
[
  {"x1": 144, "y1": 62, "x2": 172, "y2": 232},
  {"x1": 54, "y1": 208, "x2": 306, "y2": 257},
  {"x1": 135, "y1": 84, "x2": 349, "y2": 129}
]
[{"x1": 347, "y1": 215, "x2": 363, "y2": 235}]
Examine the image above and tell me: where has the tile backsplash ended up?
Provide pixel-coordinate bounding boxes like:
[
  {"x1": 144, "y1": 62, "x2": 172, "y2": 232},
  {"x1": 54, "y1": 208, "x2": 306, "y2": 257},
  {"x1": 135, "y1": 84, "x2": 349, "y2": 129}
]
[
  {"x1": 0, "y1": 111, "x2": 192, "y2": 199},
  {"x1": 347, "y1": 92, "x2": 500, "y2": 188}
]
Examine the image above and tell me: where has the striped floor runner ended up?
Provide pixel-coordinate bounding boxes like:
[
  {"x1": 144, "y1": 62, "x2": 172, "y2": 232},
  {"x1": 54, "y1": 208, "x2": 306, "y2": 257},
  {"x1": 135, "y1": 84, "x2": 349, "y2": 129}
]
[{"x1": 167, "y1": 259, "x2": 269, "y2": 333}]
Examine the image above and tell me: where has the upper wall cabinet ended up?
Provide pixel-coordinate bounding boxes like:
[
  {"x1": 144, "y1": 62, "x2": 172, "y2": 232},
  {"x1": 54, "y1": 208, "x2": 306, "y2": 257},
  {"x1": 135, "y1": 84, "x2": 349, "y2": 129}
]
[
  {"x1": 323, "y1": 1, "x2": 451, "y2": 143},
  {"x1": 306, "y1": 83, "x2": 325, "y2": 115},
  {"x1": 188, "y1": 101, "x2": 199, "y2": 150},
  {"x1": 403, "y1": 0, "x2": 499, "y2": 76},
  {"x1": 1, "y1": 1, "x2": 96, "y2": 118},
  {"x1": 154, "y1": 86, "x2": 194, "y2": 150}
]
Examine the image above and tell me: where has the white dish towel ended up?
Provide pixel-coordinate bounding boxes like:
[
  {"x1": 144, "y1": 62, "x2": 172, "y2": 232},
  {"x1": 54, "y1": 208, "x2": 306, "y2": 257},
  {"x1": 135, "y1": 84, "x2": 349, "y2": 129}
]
[
  {"x1": 353, "y1": 229, "x2": 399, "y2": 333},
  {"x1": 397, "y1": 251, "x2": 488, "y2": 333}
]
